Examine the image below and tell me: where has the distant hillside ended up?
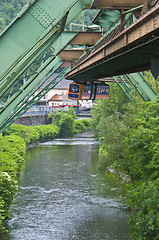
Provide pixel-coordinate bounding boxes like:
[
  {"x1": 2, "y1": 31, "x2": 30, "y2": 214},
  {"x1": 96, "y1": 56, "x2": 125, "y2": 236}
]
[
  {"x1": 0, "y1": 1, "x2": 98, "y2": 33},
  {"x1": 0, "y1": 0, "x2": 27, "y2": 32}
]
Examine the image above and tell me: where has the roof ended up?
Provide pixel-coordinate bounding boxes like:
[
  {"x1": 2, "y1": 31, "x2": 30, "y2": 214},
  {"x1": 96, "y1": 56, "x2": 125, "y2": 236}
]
[
  {"x1": 48, "y1": 93, "x2": 79, "y2": 104},
  {"x1": 48, "y1": 93, "x2": 68, "y2": 101}
]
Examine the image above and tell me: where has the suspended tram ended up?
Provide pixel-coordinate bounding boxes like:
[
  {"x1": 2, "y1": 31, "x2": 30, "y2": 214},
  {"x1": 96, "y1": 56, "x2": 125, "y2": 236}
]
[{"x1": 68, "y1": 82, "x2": 110, "y2": 100}]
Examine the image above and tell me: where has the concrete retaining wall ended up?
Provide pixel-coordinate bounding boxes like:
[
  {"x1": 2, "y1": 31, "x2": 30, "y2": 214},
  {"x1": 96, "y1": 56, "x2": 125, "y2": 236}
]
[{"x1": 14, "y1": 114, "x2": 51, "y2": 126}]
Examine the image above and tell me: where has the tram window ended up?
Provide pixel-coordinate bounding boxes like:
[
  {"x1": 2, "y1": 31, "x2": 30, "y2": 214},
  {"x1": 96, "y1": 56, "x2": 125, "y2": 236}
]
[
  {"x1": 82, "y1": 85, "x2": 92, "y2": 100},
  {"x1": 96, "y1": 85, "x2": 110, "y2": 99},
  {"x1": 68, "y1": 83, "x2": 83, "y2": 100},
  {"x1": 96, "y1": 86, "x2": 109, "y2": 95},
  {"x1": 69, "y1": 84, "x2": 80, "y2": 93}
]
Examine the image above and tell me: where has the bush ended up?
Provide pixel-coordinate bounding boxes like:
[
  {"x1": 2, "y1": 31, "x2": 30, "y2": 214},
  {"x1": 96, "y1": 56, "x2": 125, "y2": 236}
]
[
  {"x1": 49, "y1": 108, "x2": 91, "y2": 136},
  {"x1": 49, "y1": 107, "x2": 76, "y2": 137},
  {"x1": 0, "y1": 118, "x2": 89, "y2": 232},
  {"x1": 0, "y1": 197, "x2": 5, "y2": 232},
  {"x1": 91, "y1": 81, "x2": 159, "y2": 238},
  {"x1": 0, "y1": 172, "x2": 18, "y2": 217},
  {"x1": 35, "y1": 125, "x2": 59, "y2": 140},
  {"x1": 0, "y1": 134, "x2": 25, "y2": 233},
  {"x1": 0, "y1": 135, "x2": 26, "y2": 177},
  {"x1": 3, "y1": 125, "x2": 39, "y2": 145},
  {"x1": 74, "y1": 120, "x2": 86, "y2": 133},
  {"x1": 80, "y1": 119, "x2": 91, "y2": 127},
  {"x1": 3, "y1": 124, "x2": 59, "y2": 145},
  {"x1": 124, "y1": 99, "x2": 159, "y2": 239}
]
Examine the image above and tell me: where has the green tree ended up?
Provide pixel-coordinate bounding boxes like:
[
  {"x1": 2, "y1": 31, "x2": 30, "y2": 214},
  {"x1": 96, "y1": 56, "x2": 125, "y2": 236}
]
[
  {"x1": 49, "y1": 107, "x2": 77, "y2": 137},
  {"x1": 0, "y1": 0, "x2": 27, "y2": 32}
]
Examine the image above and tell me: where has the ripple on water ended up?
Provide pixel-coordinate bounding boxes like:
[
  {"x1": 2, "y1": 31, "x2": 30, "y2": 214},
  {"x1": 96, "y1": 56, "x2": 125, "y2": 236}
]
[
  {"x1": 3, "y1": 134, "x2": 130, "y2": 240},
  {"x1": 38, "y1": 137, "x2": 98, "y2": 146}
]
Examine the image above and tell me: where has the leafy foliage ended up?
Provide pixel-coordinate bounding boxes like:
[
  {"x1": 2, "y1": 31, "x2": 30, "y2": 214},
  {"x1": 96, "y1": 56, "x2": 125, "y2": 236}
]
[
  {"x1": 49, "y1": 107, "x2": 90, "y2": 137},
  {"x1": 0, "y1": 135, "x2": 25, "y2": 233},
  {"x1": 124, "y1": 99, "x2": 159, "y2": 239},
  {"x1": 3, "y1": 124, "x2": 59, "y2": 146},
  {"x1": 0, "y1": 123, "x2": 60, "y2": 233},
  {"x1": 90, "y1": 79, "x2": 159, "y2": 239},
  {"x1": 0, "y1": 116, "x2": 90, "y2": 232},
  {"x1": 0, "y1": 0, "x2": 27, "y2": 32}
]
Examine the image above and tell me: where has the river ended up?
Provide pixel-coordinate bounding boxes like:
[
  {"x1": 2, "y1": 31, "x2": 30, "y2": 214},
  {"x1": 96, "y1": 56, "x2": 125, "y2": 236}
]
[{"x1": 1, "y1": 132, "x2": 131, "y2": 240}]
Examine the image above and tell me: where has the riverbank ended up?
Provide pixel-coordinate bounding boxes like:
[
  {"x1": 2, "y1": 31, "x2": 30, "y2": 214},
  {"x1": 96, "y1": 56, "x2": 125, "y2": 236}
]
[
  {"x1": 1, "y1": 133, "x2": 130, "y2": 239},
  {"x1": 0, "y1": 115, "x2": 91, "y2": 233}
]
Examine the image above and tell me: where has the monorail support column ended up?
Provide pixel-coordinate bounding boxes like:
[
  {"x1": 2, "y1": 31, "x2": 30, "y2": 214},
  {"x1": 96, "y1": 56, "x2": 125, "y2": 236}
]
[
  {"x1": 151, "y1": 57, "x2": 159, "y2": 80},
  {"x1": 141, "y1": 0, "x2": 150, "y2": 15},
  {"x1": 119, "y1": 10, "x2": 125, "y2": 32}
]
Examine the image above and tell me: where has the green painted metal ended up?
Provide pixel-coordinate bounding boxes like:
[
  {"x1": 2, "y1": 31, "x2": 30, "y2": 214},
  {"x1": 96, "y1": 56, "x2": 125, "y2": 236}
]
[
  {"x1": 0, "y1": 0, "x2": 95, "y2": 132},
  {"x1": 0, "y1": 56, "x2": 57, "y2": 124},
  {"x1": 92, "y1": 10, "x2": 120, "y2": 29},
  {"x1": 0, "y1": 50, "x2": 70, "y2": 132},
  {"x1": 0, "y1": 0, "x2": 157, "y2": 134},
  {"x1": 0, "y1": 0, "x2": 85, "y2": 79},
  {"x1": 0, "y1": 34, "x2": 73, "y2": 131},
  {"x1": 0, "y1": 31, "x2": 77, "y2": 102},
  {"x1": 0, "y1": 30, "x2": 77, "y2": 128},
  {"x1": 124, "y1": 73, "x2": 157, "y2": 101},
  {"x1": 0, "y1": 58, "x2": 63, "y2": 129},
  {"x1": 113, "y1": 72, "x2": 157, "y2": 101},
  {"x1": 0, "y1": 0, "x2": 85, "y2": 107},
  {"x1": 75, "y1": 10, "x2": 135, "y2": 64},
  {"x1": 0, "y1": 67, "x2": 70, "y2": 133},
  {"x1": 113, "y1": 76, "x2": 134, "y2": 102}
]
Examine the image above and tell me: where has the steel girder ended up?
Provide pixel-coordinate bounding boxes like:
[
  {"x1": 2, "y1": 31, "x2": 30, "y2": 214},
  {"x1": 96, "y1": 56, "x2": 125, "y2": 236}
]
[
  {"x1": 0, "y1": 31, "x2": 77, "y2": 102},
  {"x1": 0, "y1": 0, "x2": 91, "y2": 79},
  {"x1": 0, "y1": 3, "x2": 83, "y2": 102},
  {"x1": 113, "y1": 76, "x2": 134, "y2": 102},
  {"x1": 66, "y1": 4, "x2": 159, "y2": 80},
  {"x1": 90, "y1": 0, "x2": 144, "y2": 9},
  {"x1": 65, "y1": 7, "x2": 157, "y2": 102},
  {"x1": 0, "y1": 0, "x2": 99, "y2": 133},
  {"x1": 0, "y1": 65, "x2": 70, "y2": 133},
  {"x1": 113, "y1": 72, "x2": 157, "y2": 102},
  {"x1": 124, "y1": 73, "x2": 157, "y2": 101},
  {"x1": 0, "y1": 31, "x2": 77, "y2": 133},
  {"x1": 0, "y1": 0, "x2": 157, "y2": 134}
]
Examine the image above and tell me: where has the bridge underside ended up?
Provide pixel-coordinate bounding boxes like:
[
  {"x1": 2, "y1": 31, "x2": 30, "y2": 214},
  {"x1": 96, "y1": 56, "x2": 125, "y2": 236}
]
[
  {"x1": 0, "y1": 0, "x2": 158, "y2": 132},
  {"x1": 66, "y1": 3, "x2": 159, "y2": 81},
  {"x1": 65, "y1": 37, "x2": 159, "y2": 82}
]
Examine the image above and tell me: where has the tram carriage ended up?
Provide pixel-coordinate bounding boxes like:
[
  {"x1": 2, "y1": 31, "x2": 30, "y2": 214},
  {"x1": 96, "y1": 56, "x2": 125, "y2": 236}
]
[
  {"x1": 67, "y1": 83, "x2": 83, "y2": 100},
  {"x1": 68, "y1": 82, "x2": 110, "y2": 100}
]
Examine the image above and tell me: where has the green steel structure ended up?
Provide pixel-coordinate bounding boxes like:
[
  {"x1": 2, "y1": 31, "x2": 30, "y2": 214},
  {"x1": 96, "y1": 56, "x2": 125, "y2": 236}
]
[
  {"x1": 0, "y1": 0, "x2": 93, "y2": 132},
  {"x1": 113, "y1": 73, "x2": 157, "y2": 102},
  {"x1": 0, "y1": 0, "x2": 157, "y2": 133},
  {"x1": 92, "y1": 9, "x2": 157, "y2": 102}
]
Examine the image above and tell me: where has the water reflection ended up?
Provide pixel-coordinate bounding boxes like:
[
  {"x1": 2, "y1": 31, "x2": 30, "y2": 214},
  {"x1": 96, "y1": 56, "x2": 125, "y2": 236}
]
[{"x1": 1, "y1": 133, "x2": 130, "y2": 240}]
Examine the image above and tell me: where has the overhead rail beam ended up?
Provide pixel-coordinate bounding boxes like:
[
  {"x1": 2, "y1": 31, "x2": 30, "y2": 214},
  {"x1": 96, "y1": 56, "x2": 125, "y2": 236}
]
[
  {"x1": 68, "y1": 32, "x2": 103, "y2": 46},
  {"x1": 65, "y1": 3, "x2": 159, "y2": 81},
  {"x1": 0, "y1": 67, "x2": 70, "y2": 133},
  {"x1": 113, "y1": 76, "x2": 134, "y2": 102},
  {"x1": 0, "y1": 31, "x2": 78, "y2": 130},
  {"x1": 90, "y1": 0, "x2": 146, "y2": 9},
  {"x1": 60, "y1": 49, "x2": 85, "y2": 61}
]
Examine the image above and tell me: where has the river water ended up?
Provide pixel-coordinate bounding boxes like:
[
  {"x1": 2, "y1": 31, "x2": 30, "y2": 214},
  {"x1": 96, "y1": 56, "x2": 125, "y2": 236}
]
[{"x1": 2, "y1": 133, "x2": 131, "y2": 240}]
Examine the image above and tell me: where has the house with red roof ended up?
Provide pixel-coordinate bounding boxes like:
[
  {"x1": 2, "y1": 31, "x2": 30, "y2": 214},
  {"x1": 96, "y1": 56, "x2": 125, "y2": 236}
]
[{"x1": 48, "y1": 93, "x2": 79, "y2": 113}]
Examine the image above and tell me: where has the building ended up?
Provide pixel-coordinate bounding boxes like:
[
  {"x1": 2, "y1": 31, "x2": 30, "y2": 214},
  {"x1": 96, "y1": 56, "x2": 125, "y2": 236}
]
[{"x1": 48, "y1": 93, "x2": 79, "y2": 113}]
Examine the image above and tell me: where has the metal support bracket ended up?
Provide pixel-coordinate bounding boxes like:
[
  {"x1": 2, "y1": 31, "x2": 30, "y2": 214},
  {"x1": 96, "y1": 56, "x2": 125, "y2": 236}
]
[{"x1": 151, "y1": 57, "x2": 159, "y2": 80}]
